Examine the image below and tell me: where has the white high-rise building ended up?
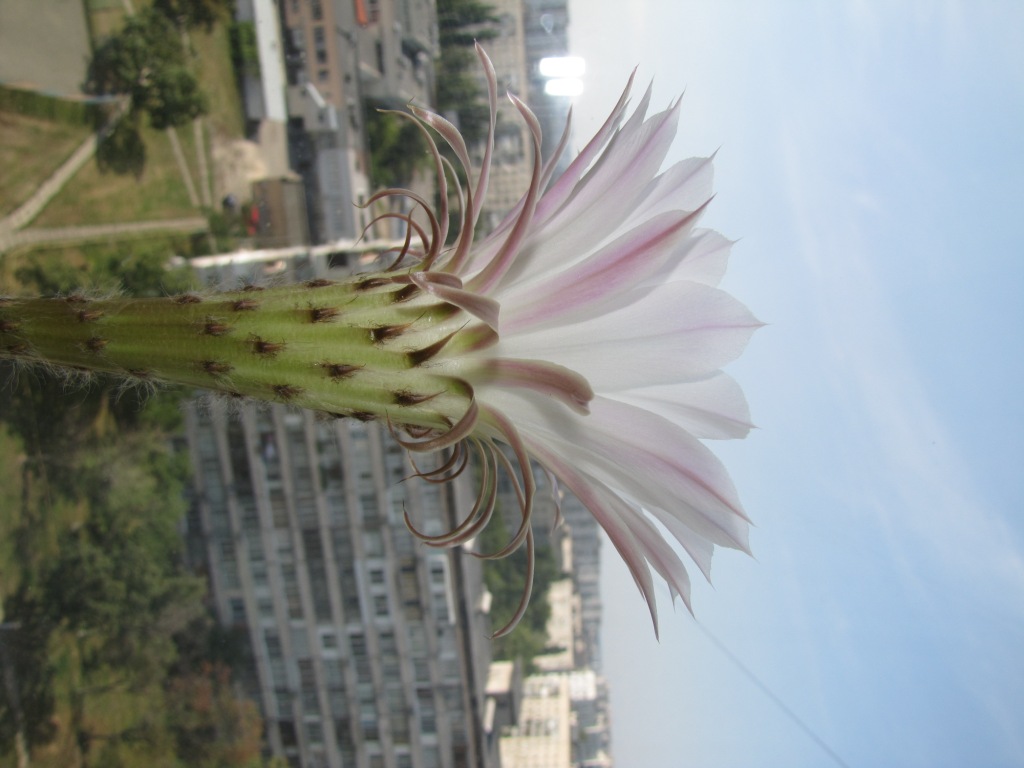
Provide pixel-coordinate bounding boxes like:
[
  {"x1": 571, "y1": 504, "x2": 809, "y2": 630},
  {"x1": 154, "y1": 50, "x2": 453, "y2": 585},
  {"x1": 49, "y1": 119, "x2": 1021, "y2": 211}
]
[{"x1": 183, "y1": 250, "x2": 499, "y2": 768}]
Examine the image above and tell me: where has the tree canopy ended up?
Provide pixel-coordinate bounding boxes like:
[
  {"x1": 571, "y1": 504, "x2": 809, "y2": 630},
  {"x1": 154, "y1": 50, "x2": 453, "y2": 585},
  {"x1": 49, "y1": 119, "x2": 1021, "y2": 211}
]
[
  {"x1": 434, "y1": 0, "x2": 499, "y2": 146},
  {"x1": 87, "y1": 10, "x2": 207, "y2": 130},
  {"x1": 0, "y1": 253, "x2": 266, "y2": 767},
  {"x1": 153, "y1": 0, "x2": 235, "y2": 31}
]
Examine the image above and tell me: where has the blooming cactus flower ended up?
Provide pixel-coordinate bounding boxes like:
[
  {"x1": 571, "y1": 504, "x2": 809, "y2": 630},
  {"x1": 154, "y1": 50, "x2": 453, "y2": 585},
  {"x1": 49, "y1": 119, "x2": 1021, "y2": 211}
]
[{"x1": 0, "y1": 48, "x2": 758, "y2": 636}]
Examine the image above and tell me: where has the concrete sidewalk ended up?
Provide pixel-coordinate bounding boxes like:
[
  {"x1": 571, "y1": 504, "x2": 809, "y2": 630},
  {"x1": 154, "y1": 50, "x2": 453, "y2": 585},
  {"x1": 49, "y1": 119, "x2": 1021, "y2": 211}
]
[{"x1": 1, "y1": 217, "x2": 209, "y2": 253}]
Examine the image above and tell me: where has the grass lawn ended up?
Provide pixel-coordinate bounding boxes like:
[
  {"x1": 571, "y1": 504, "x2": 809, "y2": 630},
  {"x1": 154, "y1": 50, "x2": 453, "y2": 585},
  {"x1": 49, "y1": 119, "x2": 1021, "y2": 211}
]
[
  {"x1": 32, "y1": 123, "x2": 196, "y2": 227},
  {"x1": 83, "y1": 0, "x2": 129, "y2": 43},
  {"x1": 192, "y1": 22, "x2": 246, "y2": 141},
  {"x1": 28, "y1": 11, "x2": 245, "y2": 229},
  {"x1": 0, "y1": 112, "x2": 91, "y2": 217}
]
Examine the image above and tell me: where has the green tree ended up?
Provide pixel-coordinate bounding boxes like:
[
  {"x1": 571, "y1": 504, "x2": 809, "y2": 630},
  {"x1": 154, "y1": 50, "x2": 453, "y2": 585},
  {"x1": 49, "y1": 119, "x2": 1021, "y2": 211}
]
[
  {"x1": 435, "y1": 0, "x2": 499, "y2": 146},
  {"x1": 86, "y1": 9, "x2": 207, "y2": 130},
  {"x1": 166, "y1": 663, "x2": 264, "y2": 768},
  {"x1": 0, "y1": 250, "x2": 244, "y2": 766},
  {"x1": 480, "y1": 500, "x2": 560, "y2": 668},
  {"x1": 95, "y1": 116, "x2": 147, "y2": 178},
  {"x1": 438, "y1": 0, "x2": 500, "y2": 47},
  {"x1": 154, "y1": 0, "x2": 235, "y2": 31},
  {"x1": 365, "y1": 106, "x2": 430, "y2": 188}
]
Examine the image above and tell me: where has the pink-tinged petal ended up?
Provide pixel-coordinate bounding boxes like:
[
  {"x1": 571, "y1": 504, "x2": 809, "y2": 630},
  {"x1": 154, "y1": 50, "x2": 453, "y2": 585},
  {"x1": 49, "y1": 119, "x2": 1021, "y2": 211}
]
[
  {"x1": 597, "y1": 227, "x2": 735, "y2": 301},
  {"x1": 627, "y1": 155, "x2": 716, "y2": 226},
  {"x1": 499, "y1": 281, "x2": 762, "y2": 390},
  {"x1": 366, "y1": 186, "x2": 442, "y2": 263},
  {"x1": 477, "y1": 405, "x2": 536, "y2": 559},
  {"x1": 480, "y1": 90, "x2": 674, "y2": 291},
  {"x1": 520, "y1": 99, "x2": 682, "y2": 264},
  {"x1": 668, "y1": 228, "x2": 734, "y2": 287},
  {"x1": 461, "y1": 79, "x2": 632, "y2": 280},
  {"x1": 501, "y1": 205, "x2": 709, "y2": 332},
  {"x1": 645, "y1": 508, "x2": 716, "y2": 583},
  {"x1": 377, "y1": 109, "x2": 452, "y2": 252},
  {"x1": 463, "y1": 358, "x2": 594, "y2": 415},
  {"x1": 616, "y1": 502, "x2": 694, "y2": 612},
  {"x1": 529, "y1": 442, "x2": 661, "y2": 636},
  {"x1": 470, "y1": 44, "x2": 498, "y2": 234},
  {"x1": 466, "y1": 94, "x2": 544, "y2": 293},
  {"x1": 480, "y1": 390, "x2": 750, "y2": 551},
  {"x1": 538, "y1": 105, "x2": 573, "y2": 193},
  {"x1": 530, "y1": 69, "x2": 636, "y2": 227},
  {"x1": 378, "y1": 55, "x2": 757, "y2": 631},
  {"x1": 409, "y1": 272, "x2": 500, "y2": 330},
  {"x1": 612, "y1": 373, "x2": 754, "y2": 440}
]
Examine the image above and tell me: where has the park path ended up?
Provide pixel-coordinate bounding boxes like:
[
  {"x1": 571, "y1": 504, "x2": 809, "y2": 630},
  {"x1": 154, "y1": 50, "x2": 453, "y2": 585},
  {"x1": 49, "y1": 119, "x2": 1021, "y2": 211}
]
[
  {"x1": 0, "y1": 111, "x2": 215, "y2": 254},
  {"x1": 0, "y1": 103, "x2": 127, "y2": 244},
  {"x1": 3, "y1": 217, "x2": 208, "y2": 251},
  {"x1": 167, "y1": 125, "x2": 201, "y2": 208},
  {"x1": 0, "y1": 3, "x2": 216, "y2": 255}
]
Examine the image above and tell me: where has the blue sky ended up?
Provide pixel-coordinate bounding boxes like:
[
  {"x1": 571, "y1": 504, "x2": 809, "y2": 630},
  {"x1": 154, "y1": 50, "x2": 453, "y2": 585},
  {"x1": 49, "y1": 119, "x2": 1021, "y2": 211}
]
[{"x1": 565, "y1": 2, "x2": 1024, "y2": 766}]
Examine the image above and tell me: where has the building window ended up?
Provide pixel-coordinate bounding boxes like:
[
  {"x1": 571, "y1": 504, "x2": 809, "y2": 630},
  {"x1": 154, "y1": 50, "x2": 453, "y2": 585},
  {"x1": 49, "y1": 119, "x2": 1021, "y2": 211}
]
[
  {"x1": 306, "y1": 720, "x2": 323, "y2": 745},
  {"x1": 324, "y1": 658, "x2": 344, "y2": 688},
  {"x1": 299, "y1": 660, "x2": 319, "y2": 714},
  {"x1": 412, "y1": 658, "x2": 430, "y2": 683},
  {"x1": 314, "y1": 27, "x2": 327, "y2": 64},
  {"x1": 229, "y1": 598, "x2": 246, "y2": 626},
  {"x1": 259, "y1": 598, "x2": 274, "y2": 619},
  {"x1": 278, "y1": 720, "x2": 297, "y2": 748}
]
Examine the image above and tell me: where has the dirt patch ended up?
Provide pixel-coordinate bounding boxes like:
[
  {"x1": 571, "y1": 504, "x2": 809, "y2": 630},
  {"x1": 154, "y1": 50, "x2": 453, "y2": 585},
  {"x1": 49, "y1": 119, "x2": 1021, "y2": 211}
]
[{"x1": 210, "y1": 136, "x2": 268, "y2": 204}]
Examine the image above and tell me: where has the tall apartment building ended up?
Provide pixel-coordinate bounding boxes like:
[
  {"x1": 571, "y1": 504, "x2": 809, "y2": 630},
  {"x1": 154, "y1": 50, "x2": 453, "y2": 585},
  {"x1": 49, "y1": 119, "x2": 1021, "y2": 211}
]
[
  {"x1": 467, "y1": 0, "x2": 532, "y2": 230},
  {"x1": 465, "y1": 0, "x2": 574, "y2": 230},
  {"x1": 270, "y1": 0, "x2": 438, "y2": 242},
  {"x1": 184, "y1": 251, "x2": 499, "y2": 768},
  {"x1": 521, "y1": 0, "x2": 572, "y2": 171},
  {"x1": 558, "y1": 495, "x2": 602, "y2": 670},
  {"x1": 495, "y1": 574, "x2": 612, "y2": 767}
]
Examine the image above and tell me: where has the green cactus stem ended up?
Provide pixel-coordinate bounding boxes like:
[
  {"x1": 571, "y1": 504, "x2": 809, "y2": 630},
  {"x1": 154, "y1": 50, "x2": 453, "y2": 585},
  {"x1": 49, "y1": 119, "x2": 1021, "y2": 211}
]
[{"x1": 0, "y1": 274, "x2": 479, "y2": 430}]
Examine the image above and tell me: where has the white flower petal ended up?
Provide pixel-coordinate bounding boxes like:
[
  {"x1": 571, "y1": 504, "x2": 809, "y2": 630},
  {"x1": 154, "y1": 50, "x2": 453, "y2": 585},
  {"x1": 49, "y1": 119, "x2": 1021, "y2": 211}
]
[
  {"x1": 527, "y1": 442, "x2": 662, "y2": 634},
  {"x1": 495, "y1": 102, "x2": 683, "y2": 290},
  {"x1": 497, "y1": 281, "x2": 761, "y2": 390},
  {"x1": 387, "y1": 58, "x2": 758, "y2": 631},
  {"x1": 501, "y1": 208, "x2": 708, "y2": 331},
  {"x1": 478, "y1": 390, "x2": 751, "y2": 552},
  {"x1": 611, "y1": 373, "x2": 754, "y2": 440}
]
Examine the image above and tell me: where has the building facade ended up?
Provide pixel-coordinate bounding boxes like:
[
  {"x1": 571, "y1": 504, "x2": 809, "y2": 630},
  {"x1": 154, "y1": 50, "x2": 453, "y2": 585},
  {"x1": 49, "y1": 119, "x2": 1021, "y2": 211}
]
[
  {"x1": 184, "y1": 251, "x2": 498, "y2": 768},
  {"x1": 272, "y1": 0, "x2": 438, "y2": 243}
]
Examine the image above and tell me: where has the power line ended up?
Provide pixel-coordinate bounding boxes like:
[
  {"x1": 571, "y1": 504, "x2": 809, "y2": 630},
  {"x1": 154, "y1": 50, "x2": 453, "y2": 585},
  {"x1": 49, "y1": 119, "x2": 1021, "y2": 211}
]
[{"x1": 695, "y1": 622, "x2": 852, "y2": 768}]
